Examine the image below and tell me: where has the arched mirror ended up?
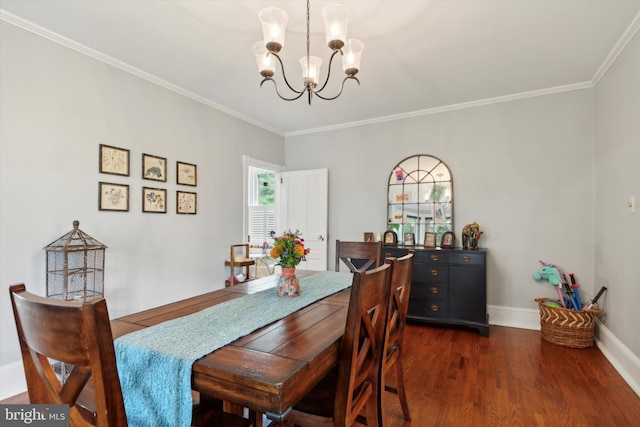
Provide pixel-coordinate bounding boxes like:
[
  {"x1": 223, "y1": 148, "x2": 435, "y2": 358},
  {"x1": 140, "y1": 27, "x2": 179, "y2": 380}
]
[{"x1": 387, "y1": 155, "x2": 453, "y2": 245}]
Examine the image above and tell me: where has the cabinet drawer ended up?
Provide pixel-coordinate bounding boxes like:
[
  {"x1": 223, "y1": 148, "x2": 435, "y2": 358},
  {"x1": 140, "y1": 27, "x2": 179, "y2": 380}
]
[
  {"x1": 411, "y1": 282, "x2": 447, "y2": 299},
  {"x1": 414, "y1": 251, "x2": 447, "y2": 264},
  {"x1": 408, "y1": 298, "x2": 448, "y2": 318},
  {"x1": 449, "y1": 252, "x2": 485, "y2": 265},
  {"x1": 383, "y1": 248, "x2": 409, "y2": 259},
  {"x1": 413, "y1": 265, "x2": 447, "y2": 282}
]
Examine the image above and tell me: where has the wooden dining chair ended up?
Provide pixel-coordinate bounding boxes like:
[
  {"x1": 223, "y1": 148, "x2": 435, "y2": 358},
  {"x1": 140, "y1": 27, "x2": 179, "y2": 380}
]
[
  {"x1": 9, "y1": 284, "x2": 252, "y2": 427},
  {"x1": 285, "y1": 260, "x2": 394, "y2": 427},
  {"x1": 381, "y1": 250, "x2": 415, "y2": 421},
  {"x1": 335, "y1": 240, "x2": 383, "y2": 272}
]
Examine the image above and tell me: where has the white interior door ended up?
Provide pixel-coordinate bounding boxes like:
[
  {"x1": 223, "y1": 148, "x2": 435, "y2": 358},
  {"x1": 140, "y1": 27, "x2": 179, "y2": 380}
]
[{"x1": 277, "y1": 169, "x2": 328, "y2": 271}]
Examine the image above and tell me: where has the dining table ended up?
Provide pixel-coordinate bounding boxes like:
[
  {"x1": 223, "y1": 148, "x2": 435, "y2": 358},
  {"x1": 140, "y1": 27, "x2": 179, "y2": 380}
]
[{"x1": 110, "y1": 270, "x2": 352, "y2": 427}]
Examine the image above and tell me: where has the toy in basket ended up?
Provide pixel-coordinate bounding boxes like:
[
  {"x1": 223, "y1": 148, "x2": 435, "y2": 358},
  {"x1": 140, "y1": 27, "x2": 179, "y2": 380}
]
[
  {"x1": 534, "y1": 298, "x2": 603, "y2": 348},
  {"x1": 533, "y1": 261, "x2": 605, "y2": 348}
]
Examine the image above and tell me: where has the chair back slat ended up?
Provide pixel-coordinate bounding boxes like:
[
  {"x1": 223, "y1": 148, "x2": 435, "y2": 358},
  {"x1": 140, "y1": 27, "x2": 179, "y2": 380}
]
[
  {"x1": 10, "y1": 284, "x2": 128, "y2": 427},
  {"x1": 334, "y1": 261, "x2": 393, "y2": 427},
  {"x1": 335, "y1": 240, "x2": 382, "y2": 272}
]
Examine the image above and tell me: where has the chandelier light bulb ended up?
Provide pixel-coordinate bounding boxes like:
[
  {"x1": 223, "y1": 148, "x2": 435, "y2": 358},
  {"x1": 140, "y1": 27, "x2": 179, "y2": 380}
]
[{"x1": 253, "y1": 1, "x2": 362, "y2": 104}]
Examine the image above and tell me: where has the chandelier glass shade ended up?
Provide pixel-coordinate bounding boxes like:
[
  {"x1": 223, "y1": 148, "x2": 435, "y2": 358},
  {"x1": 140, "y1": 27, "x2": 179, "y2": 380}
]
[{"x1": 252, "y1": 1, "x2": 364, "y2": 104}]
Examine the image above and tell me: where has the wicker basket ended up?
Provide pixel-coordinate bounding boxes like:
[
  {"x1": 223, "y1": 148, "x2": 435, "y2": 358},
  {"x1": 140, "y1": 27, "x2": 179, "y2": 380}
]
[{"x1": 535, "y1": 298, "x2": 603, "y2": 348}]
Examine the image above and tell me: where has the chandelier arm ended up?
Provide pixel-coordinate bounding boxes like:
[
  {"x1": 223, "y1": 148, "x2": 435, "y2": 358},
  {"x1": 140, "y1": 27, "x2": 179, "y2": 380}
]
[
  {"x1": 260, "y1": 77, "x2": 306, "y2": 101},
  {"x1": 270, "y1": 52, "x2": 304, "y2": 95},
  {"x1": 313, "y1": 76, "x2": 360, "y2": 101},
  {"x1": 315, "y1": 50, "x2": 341, "y2": 94}
]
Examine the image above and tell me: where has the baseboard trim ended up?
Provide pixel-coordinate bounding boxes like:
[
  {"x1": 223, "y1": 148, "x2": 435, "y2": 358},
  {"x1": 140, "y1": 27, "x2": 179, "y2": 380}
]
[
  {"x1": 488, "y1": 304, "x2": 640, "y2": 398},
  {"x1": 487, "y1": 304, "x2": 540, "y2": 330},
  {"x1": 595, "y1": 320, "x2": 640, "y2": 397},
  {"x1": 0, "y1": 361, "x2": 26, "y2": 401}
]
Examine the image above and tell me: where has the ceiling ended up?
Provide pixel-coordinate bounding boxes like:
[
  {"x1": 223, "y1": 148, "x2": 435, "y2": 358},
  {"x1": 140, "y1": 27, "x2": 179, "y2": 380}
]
[{"x1": 1, "y1": 1, "x2": 639, "y2": 136}]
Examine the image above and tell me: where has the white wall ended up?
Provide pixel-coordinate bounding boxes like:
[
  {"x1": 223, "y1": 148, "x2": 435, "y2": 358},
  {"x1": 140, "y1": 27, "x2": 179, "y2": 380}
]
[
  {"x1": 0, "y1": 22, "x2": 284, "y2": 397},
  {"x1": 285, "y1": 30, "x2": 640, "y2": 395},
  {"x1": 286, "y1": 89, "x2": 596, "y2": 309},
  {"x1": 594, "y1": 29, "x2": 640, "y2": 374}
]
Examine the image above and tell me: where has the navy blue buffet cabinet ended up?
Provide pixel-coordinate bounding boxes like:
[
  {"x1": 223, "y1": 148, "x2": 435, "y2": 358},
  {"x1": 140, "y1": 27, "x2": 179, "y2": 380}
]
[{"x1": 383, "y1": 246, "x2": 489, "y2": 336}]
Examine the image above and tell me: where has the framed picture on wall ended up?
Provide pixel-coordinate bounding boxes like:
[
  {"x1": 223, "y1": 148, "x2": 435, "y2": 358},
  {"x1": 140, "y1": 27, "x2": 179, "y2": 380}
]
[
  {"x1": 177, "y1": 191, "x2": 197, "y2": 214},
  {"x1": 440, "y1": 231, "x2": 455, "y2": 249},
  {"x1": 99, "y1": 182, "x2": 129, "y2": 212},
  {"x1": 99, "y1": 144, "x2": 130, "y2": 176},
  {"x1": 424, "y1": 232, "x2": 437, "y2": 248},
  {"x1": 142, "y1": 187, "x2": 167, "y2": 213},
  {"x1": 177, "y1": 161, "x2": 197, "y2": 186},
  {"x1": 142, "y1": 153, "x2": 167, "y2": 182}
]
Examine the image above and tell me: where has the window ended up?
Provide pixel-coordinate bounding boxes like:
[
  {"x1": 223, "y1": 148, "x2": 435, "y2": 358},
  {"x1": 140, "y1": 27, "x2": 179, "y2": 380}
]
[{"x1": 248, "y1": 167, "x2": 276, "y2": 247}]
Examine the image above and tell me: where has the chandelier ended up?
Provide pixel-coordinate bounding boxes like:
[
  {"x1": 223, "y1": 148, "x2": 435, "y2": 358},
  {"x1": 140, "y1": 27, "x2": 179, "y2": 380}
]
[{"x1": 251, "y1": 0, "x2": 364, "y2": 104}]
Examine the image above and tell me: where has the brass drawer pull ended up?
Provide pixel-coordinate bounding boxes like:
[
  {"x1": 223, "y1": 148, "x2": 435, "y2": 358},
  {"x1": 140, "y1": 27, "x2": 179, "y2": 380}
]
[
  {"x1": 463, "y1": 256, "x2": 470, "y2": 262},
  {"x1": 430, "y1": 255, "x2": 439, "y2": 261},
  {"x1": 430, "y1": 287, "x2": 439, "y2": 294},
  {"x1": 431, "y1": 269, "x2": 438, "y2": 276},
  {"x1": 430, "y1": 304, "x2": 439, "y2": 312}
]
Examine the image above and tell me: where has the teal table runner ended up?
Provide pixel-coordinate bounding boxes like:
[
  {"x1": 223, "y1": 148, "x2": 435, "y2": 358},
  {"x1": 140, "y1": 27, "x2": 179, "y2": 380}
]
[{"x1": 114, "y1": 271, "x2": 353, "y2": 427}]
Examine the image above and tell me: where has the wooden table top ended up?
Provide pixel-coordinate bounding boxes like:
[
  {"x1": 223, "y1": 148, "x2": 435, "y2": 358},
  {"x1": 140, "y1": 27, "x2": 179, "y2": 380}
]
[{"x1": 110, "y1": 271, "x2": 351, "y2": 424}]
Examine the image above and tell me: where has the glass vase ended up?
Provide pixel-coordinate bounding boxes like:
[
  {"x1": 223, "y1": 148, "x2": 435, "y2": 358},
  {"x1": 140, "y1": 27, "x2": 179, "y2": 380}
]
[{"x1": 277, "y1": 267, "x2": 300, "y2": 298}]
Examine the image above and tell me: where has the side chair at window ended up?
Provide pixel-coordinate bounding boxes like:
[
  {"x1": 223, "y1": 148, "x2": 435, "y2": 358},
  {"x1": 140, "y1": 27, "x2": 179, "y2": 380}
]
[
  {"x1": 9, "y1": 283, "x2": 252, "y2": 427},
  {"x1": 225, "y1": 244, "x2": 255, "y2": 286},
  {"x1": 335, "y1": 240, "x2": 383, "y2": 272},
  {"x1": 284, "y1": 260, "x2": 394, "y2": 427},
  {"x1": 382, "y1": 250, "x2": 415, "y2": 421}
]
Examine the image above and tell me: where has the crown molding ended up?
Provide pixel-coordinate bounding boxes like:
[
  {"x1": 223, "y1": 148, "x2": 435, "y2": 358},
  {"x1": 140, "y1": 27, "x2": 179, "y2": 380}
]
[
  {"x1": 0, "y1": 10, "x2": 284, "y2": 137},
  {"x1": 591, "y1": 9, "x2": 640, "y2": 85},
  {"x1": 285, "y1": 81, "x2": 594, "y2": 137},
  {"x1": 3, "y1": 7, "x2": 637, "y2": 139}
]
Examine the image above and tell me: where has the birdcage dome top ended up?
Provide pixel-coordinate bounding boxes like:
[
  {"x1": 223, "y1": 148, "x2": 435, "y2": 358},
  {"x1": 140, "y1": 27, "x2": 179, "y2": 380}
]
[{"x1": 43, "y1": 220, "x2": 107, "y2": 252}]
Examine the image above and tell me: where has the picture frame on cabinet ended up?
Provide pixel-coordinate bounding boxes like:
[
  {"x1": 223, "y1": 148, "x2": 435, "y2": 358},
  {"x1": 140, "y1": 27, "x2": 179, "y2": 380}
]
[
  {"x1": 177, "y1": 191, "x2": 197, "y2": 214},
  {"x1": 424, "y1": 232, "x2": 437, "y2": 248},
  {"x1": 383, "y1": 230, "x2": 397, "y2": 246},
  {"x1": 142, "y1": 153, "x2": 167, "y2": 182},
  {"x1": 440, "y1": 231, "x2": 455, "y2": 249},
  {"x1": 363, "y1": 232, "x2": 374, "y2": 242},
  {"x1": 99, "y1": 144, "x2": 130, "y2": 176},
  {"x1": 142, "y1": 187, "x2": 167, "y2": 213},
  {"x1": 99, "y1": 182, "x2": 129, "y2": 212},
  {"x1": 404, "y1": 233, "x2": 415, "y2": 246},
  {"x1": 177, "y1": 161, "x2": 197, "y2": 186}
]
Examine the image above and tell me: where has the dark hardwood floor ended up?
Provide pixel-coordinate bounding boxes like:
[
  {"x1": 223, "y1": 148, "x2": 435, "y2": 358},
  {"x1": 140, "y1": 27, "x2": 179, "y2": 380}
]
[
  {"x1": 4, "y1": 324, "x2": 640, "y2": 426},
  {"x1": 383, "y1": 324, "x2": 640, "y2": 426}
]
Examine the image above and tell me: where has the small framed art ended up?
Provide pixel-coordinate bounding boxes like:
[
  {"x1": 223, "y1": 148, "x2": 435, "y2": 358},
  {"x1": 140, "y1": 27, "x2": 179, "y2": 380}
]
[
  {"x1": 142, "y1": 187, "x2": 167, "y2": 213},
  {"x1": 383, "y1": 230, "x2": 397, "y2": 246},
  {"x1": 99, "y1": 182, "x2": 129, "y2": 212},
  {"x1": 424, "y1": 232, "x2": 437, "y2": 248},
  {"x1": 142, "y1": 153, "x2": 167, "y2": 182},
  {"x1": 99, "y1": 144, "x2": 130, "y2": 176},
  {"x1": 403, "y1": 233, "x2": 415, "y2": 246},
  {"x1": 177, "y1": 191, "x2": 197, "y2": 214},
  {"x1": 363, "y1": 232, "x2": 374, "y2": 242},
  {"x1": 440, "y1": 231, "x2": 455, "y2": 249},
  {"x1": 177, "y1": 161, "x2": 197, "y2": 186}
]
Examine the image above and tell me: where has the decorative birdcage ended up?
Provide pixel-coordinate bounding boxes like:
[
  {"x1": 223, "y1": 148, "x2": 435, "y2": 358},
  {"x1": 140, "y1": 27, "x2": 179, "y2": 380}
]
[{"x1": 44, "y1": 220, "x2": 107, "y2": 301}]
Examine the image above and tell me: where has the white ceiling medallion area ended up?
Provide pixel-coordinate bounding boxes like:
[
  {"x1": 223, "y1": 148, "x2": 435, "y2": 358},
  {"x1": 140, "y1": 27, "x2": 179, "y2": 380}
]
[{"x1": 1, "y1": 1, "x2": 639, "y2": 137}]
